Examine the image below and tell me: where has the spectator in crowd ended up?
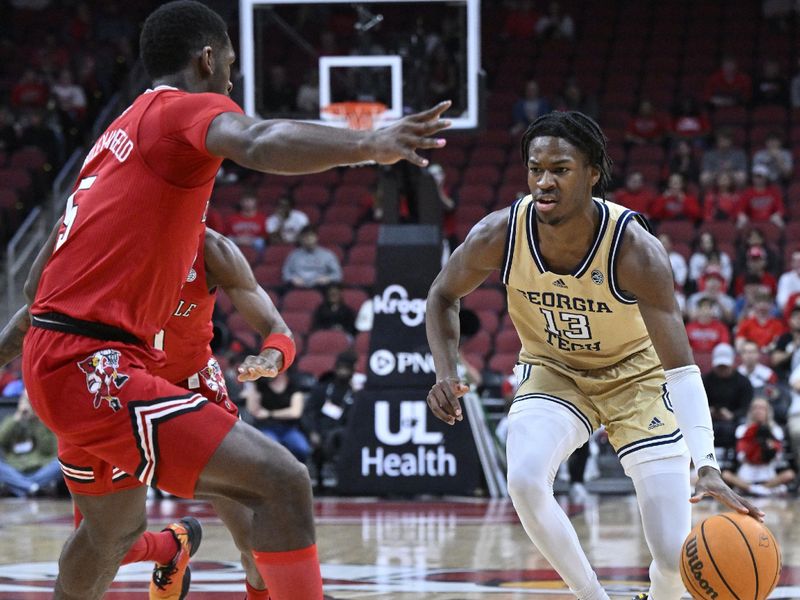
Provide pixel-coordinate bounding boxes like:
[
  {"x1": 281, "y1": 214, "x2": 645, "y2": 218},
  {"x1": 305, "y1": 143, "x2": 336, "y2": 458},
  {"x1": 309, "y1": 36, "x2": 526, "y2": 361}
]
[
  {"x1": 19, "y1": 109, "x2": 61, "y2": 167},
  {"x1": 772, "y1": 305, "x2": 800, "y2": 378},
  {"x1": 700, "y1": 129, "x2": 748, "y2": 189},
  {"x1": 669, "y1": 96, "x2": 711, "y2": 146},
  {"x1": 788, "y1": 362, "x2": 800, "y2": 471},
  {"x1": 0, "y1": 390, "x2": 62, "y2": 498},
  {"x1": 225, "y1": 192, "x2": 267, "y2": 250},
  {"x1": 737, "y1": 340, "x2": 778, "y2": 391},
  {"x1": 733, "y1": 245, "x2": 778, "y2": 298},
  {"x1": 688, "y1": 231, "x2": 734, "y2": 289},
  {"x1": 302, "y1": 350, "x2": 358, "y2": 490},
  {"x1": 735, "y1": 290, "x2": 787, "y2": 352},
  {"x1": 649, "y1": 173, "x2": 701, "y2": 222},
  {"x1": 502, "y1": 0, "x2": 540, "y2": 39},
  {"x1": 703, "y1": 342, "x2": 754, "y2": 454},
  {"x1": 736, "y1": 226, "x2": 780, "y2": 275},
  {"x1": 777, "y1": 250, "x2": 800, "y2": 311},
  {"x1": 511, "y1": 79, "x2": 551, "y2": 136},
  {"x1": 51, "y1": 68, "x2": 87, "y2": 124},
  {"x1": 657, "y1": 233, "x2": 688, "y2": 295},
  {"x1": 243, "y1": 370, "x2": 310, "y2": 463},
  {"x1": 702, "y1": 172, "x2": 742, "y2": 223},
  {"x1": 737, "y1": 165, "x2": 785, "y2": 229},
  {"x1": 552, "y1": 77, "x2": 599, "y2": 120},
  {"x1": 311, "y1": 283, "x2": 356, "y2": 335},
  {"x1": 612, "y1": 171, "x2": 656, "y2": 215},
  {"x1": 751, "y1": 131, "x2": 793, "y2": 185},
  {"x1": 535, "y1": 1, "x2": 574, "y2": 41},
  {"x1": 282, "y1": 225, "x2": 343, "y2": 289},
  {"x1": 704, "y1": 56, "x2": 752, "y2": 109},
  {"x1": 667, "y1": 139, "x2": 701, "y2": 185},
  {"x1": 266, "y1": 196, "x2": 310, "y2": 245},
  {"x1": 10, "y1": 68, "x2": 49, "y2": 110},
  {"x1": 685, "y1": 297, "x2": 732, "y2": 353},
  {"x1": 752, "y1": 59, "x2": 789, "y2": 106},
  {"x1": 687, "y1": 265, "x2": 736, "y2": 325},
  {"x1": 721, "y1": 397, "x2": 794, "y2": 496},
  {"x1": 624, "y1": 99, "x2": 667, "y2": 146}
]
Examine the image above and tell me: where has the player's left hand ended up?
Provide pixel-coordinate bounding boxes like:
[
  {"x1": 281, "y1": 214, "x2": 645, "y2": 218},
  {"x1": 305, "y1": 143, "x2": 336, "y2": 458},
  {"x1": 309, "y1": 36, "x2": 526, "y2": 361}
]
[
  {"x1": 370, "y1": 100, "x2": 452, "y2": 167},
  {"x1": 237, "y1": 349, "x2": 284, "y2": 381},
  {"x1": 692, "y1": 466, "x2": 765, "y2": 522}
]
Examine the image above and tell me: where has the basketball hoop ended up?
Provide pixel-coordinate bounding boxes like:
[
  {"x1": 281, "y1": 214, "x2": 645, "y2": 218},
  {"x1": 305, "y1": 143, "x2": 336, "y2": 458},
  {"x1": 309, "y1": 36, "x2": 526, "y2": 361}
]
[{"x1": 321, "y1": 101, "x2": 387, "y2": 130}]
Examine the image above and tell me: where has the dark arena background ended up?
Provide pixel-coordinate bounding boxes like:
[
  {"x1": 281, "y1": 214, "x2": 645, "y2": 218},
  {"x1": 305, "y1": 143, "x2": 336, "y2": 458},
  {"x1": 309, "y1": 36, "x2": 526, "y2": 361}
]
[{"x1": 1, "y1": 1, "x2": 800, "y2": 598}]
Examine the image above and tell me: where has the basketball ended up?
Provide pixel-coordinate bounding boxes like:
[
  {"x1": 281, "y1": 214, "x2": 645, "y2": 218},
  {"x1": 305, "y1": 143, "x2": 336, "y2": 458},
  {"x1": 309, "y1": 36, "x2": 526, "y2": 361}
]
[{"x1": 680, "y1": 512, "x2": 781, "y2": 600}]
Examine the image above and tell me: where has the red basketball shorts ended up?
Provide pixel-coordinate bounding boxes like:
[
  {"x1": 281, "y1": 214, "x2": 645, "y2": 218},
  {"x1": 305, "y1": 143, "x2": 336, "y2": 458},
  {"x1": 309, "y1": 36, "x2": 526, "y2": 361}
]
[
  {"x1": 173, "y1": 356, "x2": 239, "y2": 417},
  {"x1": 22, "y1": 327, "x2": 237, "y2": 498}
]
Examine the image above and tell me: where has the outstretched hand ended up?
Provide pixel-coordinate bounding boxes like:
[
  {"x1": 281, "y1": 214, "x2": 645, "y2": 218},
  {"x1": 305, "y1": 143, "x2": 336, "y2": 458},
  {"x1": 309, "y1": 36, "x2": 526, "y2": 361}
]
[
  {"x1": 370, "y1": 100, "x2": 452, "y2": 167},
  {"x1": 237, "y1": 348, "x2": 283, "y2": 382},
  {"x1": 427, "y1": 376, "x2": 469, "y2": 425},
  {"x1": 691, "y1": 466, "x2": 765, "y2": 521}
]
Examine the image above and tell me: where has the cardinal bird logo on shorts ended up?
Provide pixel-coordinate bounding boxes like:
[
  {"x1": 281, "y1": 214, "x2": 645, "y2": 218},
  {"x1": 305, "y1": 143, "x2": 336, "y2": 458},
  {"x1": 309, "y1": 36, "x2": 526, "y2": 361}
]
[
  {"x1": 200, "y1": 358, "x2": 232, "y2": 409},
  {"x1": 77, "y1": 350, "x2": 130, "y2": 412}
]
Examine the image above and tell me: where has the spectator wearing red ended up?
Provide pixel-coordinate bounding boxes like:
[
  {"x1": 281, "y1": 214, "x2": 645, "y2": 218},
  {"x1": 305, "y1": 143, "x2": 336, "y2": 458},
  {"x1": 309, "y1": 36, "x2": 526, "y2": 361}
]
[
  {"x1": 669, "y1": 97, "x2": 711, "y2": 145},
  {"x1": 225, "y1": 193, "x2": 267, "y2": 251},
  {"x1": 703, "y1": 172, "x2": 742, "y2": 222},
  {"x1": 10, "y1": 69, "x2": 49, "y2": 109},
  {"x1": 737, "y1": 165, "x2": 785, "y2": 229},
  {"x1": 502, "y1": 0, "x2": 540, "y2": 39},
  {"x1": 612, "y1": 171, "x2": 656, "y2": 215},
  {"x1": 735, "y1": 291, "x2": 787, "y2": 351},
  {"x1": 624, "y1": 99, "x2": 668, "y2": 145},
  {"x1": 686, "y1": 297, "x2": 732, "y2": 353},
  {"x1": 704, "y1": 56, "x2": 752, "y2": 109},
  {"x1": 649, "y1": 173, "x2": 702, "y2": 221},
  {"x1": 733, "y1": 246, "x2": 778, "y2": 298}
]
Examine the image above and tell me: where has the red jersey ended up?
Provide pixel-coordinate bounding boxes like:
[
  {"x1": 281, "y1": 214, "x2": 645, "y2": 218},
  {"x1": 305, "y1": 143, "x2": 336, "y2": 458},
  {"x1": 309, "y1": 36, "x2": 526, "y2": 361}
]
[
  {"x1": 31, "y1": 87, "x2": 241, "y2": 352},
  {"x1": 739, "y1": 186, "x2": 784, "y2": 221},
  {"x1": 152, "y1": 238, "x2": 216, "y2": 383},
  {"x1": 226, "y1": 212, "x2": 266, "y2": 239},
  {"x1": 685, "y1": 320, "x2": 731, "y2": 353}
]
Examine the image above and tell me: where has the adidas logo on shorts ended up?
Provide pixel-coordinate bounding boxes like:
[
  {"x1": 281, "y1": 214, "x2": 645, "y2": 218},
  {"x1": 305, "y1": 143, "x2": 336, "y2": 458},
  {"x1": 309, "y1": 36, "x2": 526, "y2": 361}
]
[
  {"x1": 552, "y1": 278, "x2": 568, "y2": 288},
  {"x1": 647, "y1": 416, "x2": 664, "y2": 430}
]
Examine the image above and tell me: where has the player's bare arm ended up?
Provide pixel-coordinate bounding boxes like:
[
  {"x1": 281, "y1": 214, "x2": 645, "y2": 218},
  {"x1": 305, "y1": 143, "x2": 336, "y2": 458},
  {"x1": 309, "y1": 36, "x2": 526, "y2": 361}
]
[
  {"x1": 617, "y1": 221, "x2": 764, "y2": 520},
  {"x1": 426, "y1": 208, "x2": 509, "y2": 425},
  {"x1": 23, "y1": 217, "x2": 62, "y2": 304},
  {"x1": 203, "y1": 228, "x2": 291, "y2": 381},
  {"x1": 206, "y1": 100, "x2": 452, "y2": 173}
]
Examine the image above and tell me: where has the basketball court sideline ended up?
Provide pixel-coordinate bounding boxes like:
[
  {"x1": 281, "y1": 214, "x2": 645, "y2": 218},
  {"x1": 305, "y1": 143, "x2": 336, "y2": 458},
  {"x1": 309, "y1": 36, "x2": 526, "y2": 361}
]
[{"x1": 0, "y1": 495, "x2": 796, "y2": 599}]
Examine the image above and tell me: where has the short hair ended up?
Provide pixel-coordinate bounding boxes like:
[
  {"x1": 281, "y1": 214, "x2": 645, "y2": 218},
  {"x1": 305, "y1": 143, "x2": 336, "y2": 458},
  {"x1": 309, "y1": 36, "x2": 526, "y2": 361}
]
[
  {"x1": 140, "y1": 1, "x2": 229, "y2": 80},
  {"x1": 519, "y1": 111, "x2": 613, "y2": 198}
]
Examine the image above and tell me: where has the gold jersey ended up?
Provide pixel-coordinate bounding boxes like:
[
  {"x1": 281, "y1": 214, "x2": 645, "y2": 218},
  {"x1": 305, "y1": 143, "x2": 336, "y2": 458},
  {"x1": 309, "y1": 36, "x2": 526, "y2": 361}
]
[{"x1": 502, "y1": 196, "x2": 654, "y2": 371}]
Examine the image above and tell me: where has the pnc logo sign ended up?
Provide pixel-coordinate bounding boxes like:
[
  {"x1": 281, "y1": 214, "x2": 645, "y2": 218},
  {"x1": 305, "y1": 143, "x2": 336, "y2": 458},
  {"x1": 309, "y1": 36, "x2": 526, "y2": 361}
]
[{"x1": 369, "y1": 350, "x2": 435, "y2": 376}]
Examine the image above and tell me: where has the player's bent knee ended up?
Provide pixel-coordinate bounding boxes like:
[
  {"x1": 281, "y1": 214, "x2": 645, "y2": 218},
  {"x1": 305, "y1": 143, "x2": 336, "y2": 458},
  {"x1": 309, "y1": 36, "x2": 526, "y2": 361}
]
[{"x1": 507, "y1": 469, "x2": 551, "y2": 507}]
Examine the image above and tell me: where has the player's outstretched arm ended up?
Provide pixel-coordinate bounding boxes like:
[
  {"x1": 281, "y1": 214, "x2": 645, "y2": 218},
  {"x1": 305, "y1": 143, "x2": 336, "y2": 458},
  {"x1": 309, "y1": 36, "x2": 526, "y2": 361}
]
[
  {"x1": 426, "y1": 209, "x2": 508, "y2": 425},
  {"x1": 206, "y1": 101, "x2": 451, "y2": 174},
  {"x1": 617, "y1": 222, "x2": 764, "y2": 521},
  {"x1": 204, "y1": 228, "x2": 291, "y2": 381}
]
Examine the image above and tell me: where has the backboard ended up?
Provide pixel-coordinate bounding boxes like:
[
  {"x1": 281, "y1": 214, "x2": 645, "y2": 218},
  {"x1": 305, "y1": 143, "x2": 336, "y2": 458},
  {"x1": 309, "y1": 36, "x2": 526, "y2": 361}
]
[{"x1": 239, "y1": 0, "x2": 481, "y2": 129}]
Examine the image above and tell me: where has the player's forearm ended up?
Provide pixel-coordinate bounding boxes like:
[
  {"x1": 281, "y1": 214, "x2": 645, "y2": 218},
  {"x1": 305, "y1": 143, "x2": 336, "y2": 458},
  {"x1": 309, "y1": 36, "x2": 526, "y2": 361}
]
[
  {"x1": 425, "y1": 292, "x2": 461, "y2": 381},
  {"x1": 246, "y1": 120, "x2": 374, "y2": 174},
  {"x1": 0, "y1": 306, "x2": 30, "y2": 368}
]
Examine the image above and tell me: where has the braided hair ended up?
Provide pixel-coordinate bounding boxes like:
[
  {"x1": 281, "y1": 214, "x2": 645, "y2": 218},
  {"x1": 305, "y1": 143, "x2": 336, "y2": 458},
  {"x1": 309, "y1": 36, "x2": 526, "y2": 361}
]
[{"x1": 520, "y1": 111, "x2": 613, "y2": 198}]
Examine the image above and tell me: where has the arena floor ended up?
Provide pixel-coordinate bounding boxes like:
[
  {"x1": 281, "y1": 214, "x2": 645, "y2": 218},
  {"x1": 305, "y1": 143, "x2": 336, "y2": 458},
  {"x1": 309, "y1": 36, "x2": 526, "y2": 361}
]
[{"x1": 0, "y1": 495, "x2": 796, "y2": 599}]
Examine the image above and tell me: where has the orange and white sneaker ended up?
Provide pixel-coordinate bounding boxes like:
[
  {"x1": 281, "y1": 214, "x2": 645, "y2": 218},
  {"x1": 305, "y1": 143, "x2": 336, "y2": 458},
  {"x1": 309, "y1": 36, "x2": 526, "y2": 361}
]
[{"x1": 149, "y1": 517, "x2": 203, "y2": 600}]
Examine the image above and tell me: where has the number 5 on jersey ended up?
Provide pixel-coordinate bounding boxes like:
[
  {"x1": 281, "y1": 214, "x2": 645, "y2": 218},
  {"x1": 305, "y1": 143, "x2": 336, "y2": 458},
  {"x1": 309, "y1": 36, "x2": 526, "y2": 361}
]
[{"x1": 56, "y1": 176, "x2": 97, "y2": 250}]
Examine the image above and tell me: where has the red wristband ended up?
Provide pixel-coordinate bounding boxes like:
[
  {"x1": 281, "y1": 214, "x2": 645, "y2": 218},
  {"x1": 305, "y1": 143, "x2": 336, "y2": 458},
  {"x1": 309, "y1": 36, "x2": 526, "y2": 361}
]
[{"x1": 260, "y1": 333, "x2": 296, "y2": 373}]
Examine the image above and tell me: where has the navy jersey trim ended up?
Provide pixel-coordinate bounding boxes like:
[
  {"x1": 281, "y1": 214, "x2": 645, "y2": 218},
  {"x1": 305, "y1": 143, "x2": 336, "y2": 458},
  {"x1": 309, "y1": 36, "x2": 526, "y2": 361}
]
[
  {"x1": 526, "y1": 198, "x2": 610, "y2": 277},
  {"x1": 501, "y1": 198, "x2": 523, "y2": 285},
  {"x1": 607, "y1": 210, "x2": 638, "y2": 304}
]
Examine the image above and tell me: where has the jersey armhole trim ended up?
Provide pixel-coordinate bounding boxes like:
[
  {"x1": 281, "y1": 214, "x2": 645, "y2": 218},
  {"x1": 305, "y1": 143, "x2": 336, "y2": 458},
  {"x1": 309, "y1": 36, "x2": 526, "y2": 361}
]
[
  {"x1": 607, "y1": 210, "x2": 638, "y2": 304},
  {"x1": 501, "y1": 197, "x2": 523, "y2": 285}
]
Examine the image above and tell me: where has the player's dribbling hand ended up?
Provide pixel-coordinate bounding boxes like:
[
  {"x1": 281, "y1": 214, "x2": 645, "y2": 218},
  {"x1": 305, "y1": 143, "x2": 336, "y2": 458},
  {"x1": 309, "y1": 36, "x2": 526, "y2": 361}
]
[
  {"x1": 692, "y1": 466, "x2": 765, "y2": 522},
  {"x1": 427, "y1": 376, "x2": 469, "y2": 425},
  {"x1": 237, "y1": 349, "x2": 284, "y2": 381},
  {"x1": 370, "y1": 100, "x2": 452, "y2": 167}
]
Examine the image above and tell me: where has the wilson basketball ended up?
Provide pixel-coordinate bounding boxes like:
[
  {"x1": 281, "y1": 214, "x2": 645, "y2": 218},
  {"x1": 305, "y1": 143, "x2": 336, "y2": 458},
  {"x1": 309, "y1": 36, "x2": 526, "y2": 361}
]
[{"x1": 680, "y1": 512, "x2": 781, "y2": 600}]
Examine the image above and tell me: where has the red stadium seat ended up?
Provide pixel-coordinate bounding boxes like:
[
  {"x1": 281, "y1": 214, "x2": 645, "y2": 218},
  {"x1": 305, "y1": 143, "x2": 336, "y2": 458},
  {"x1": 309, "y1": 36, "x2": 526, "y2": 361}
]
[
  {"x1": 342, "y1": 264, "x2": 376, "y2": 287},
  {"x1": 282, "y1": 288, "x2": 323, "y2": 312},
  {"x1": 346, "y1": 244, "x2": 376, "y2": 266},
  {"x1": 293, "y1": 184, "x2": 330, "y2": 208},
  {"x1": 297, "y1": 353, "x2": 336, "y2": 378},
  {"x1": 494, "y1": 329, "x2": 521, "y2": 354},
  {"x1": 306, "y1": 330, "x2": 352, "y2": 355},
  {"x1": 341, "y1": 167, "x2": 378, "y2": 186},
  {"x1": 253, "y1": 264, "x2": 282, "y2": 288},
  {"x1": 355, "y1": 223, "x2": 380, "y2": 244},
  {"x1": 656, "y1": 221, "x2": 697, "y2": 245},
  {"x1": 461, "y1": 330, "x2": 492, "y2": 358},
  {"x1": 469, "y1": 146, "x2": 507, "y2": 166},
  {"x1": 341, "y1": 288, "x2": 368, "y2": 313},
  {"x1": 475, "y1": 309, "x2": 500, "y2": 335},
  {"x1": 461, "y1": 165, "x2": 501, "y2": 186},
  {"x1": 488, "y1": 352, "x2": 518, "y2": 375},
  {"x1": 0, "y1": 167, "x2": 31, "y2": 192},
  {"x1": 324, "y1": 204, "x2": 364, "y2": 227},
  {"x1": 317, "y1": 223, "x2": 354, "y2": 246},
  {"x1": 354, "y1": 331, "x2": 371, "y2": 355},
  {"x1": 10, "y1": 146, "x2": 47, "y2": 171},
  {"x1": 457, "y1": 184, "x2": 493, "y2": 207},
  {"x1": 455, "y1": 205, "x2": 489, "y2": 226},
  {"x1": 462, "y1": 288, "x2": 505, "y2": 313},
  {"x1": 281, "y1": 310, "x2": 312, "y2": 335},
  {"x1": 263, "y1": 244, "x2": 294, "y2": 267}
]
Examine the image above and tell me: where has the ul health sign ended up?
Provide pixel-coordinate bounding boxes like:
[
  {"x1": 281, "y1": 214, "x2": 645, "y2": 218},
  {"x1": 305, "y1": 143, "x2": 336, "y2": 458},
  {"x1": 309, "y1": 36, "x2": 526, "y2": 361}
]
[
  {"x1": 367, "y1": 225, "x2": 441, "y2": 389},
  {"x1": 336, "y1": 390, "x2": 482, "y2": 495}
]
